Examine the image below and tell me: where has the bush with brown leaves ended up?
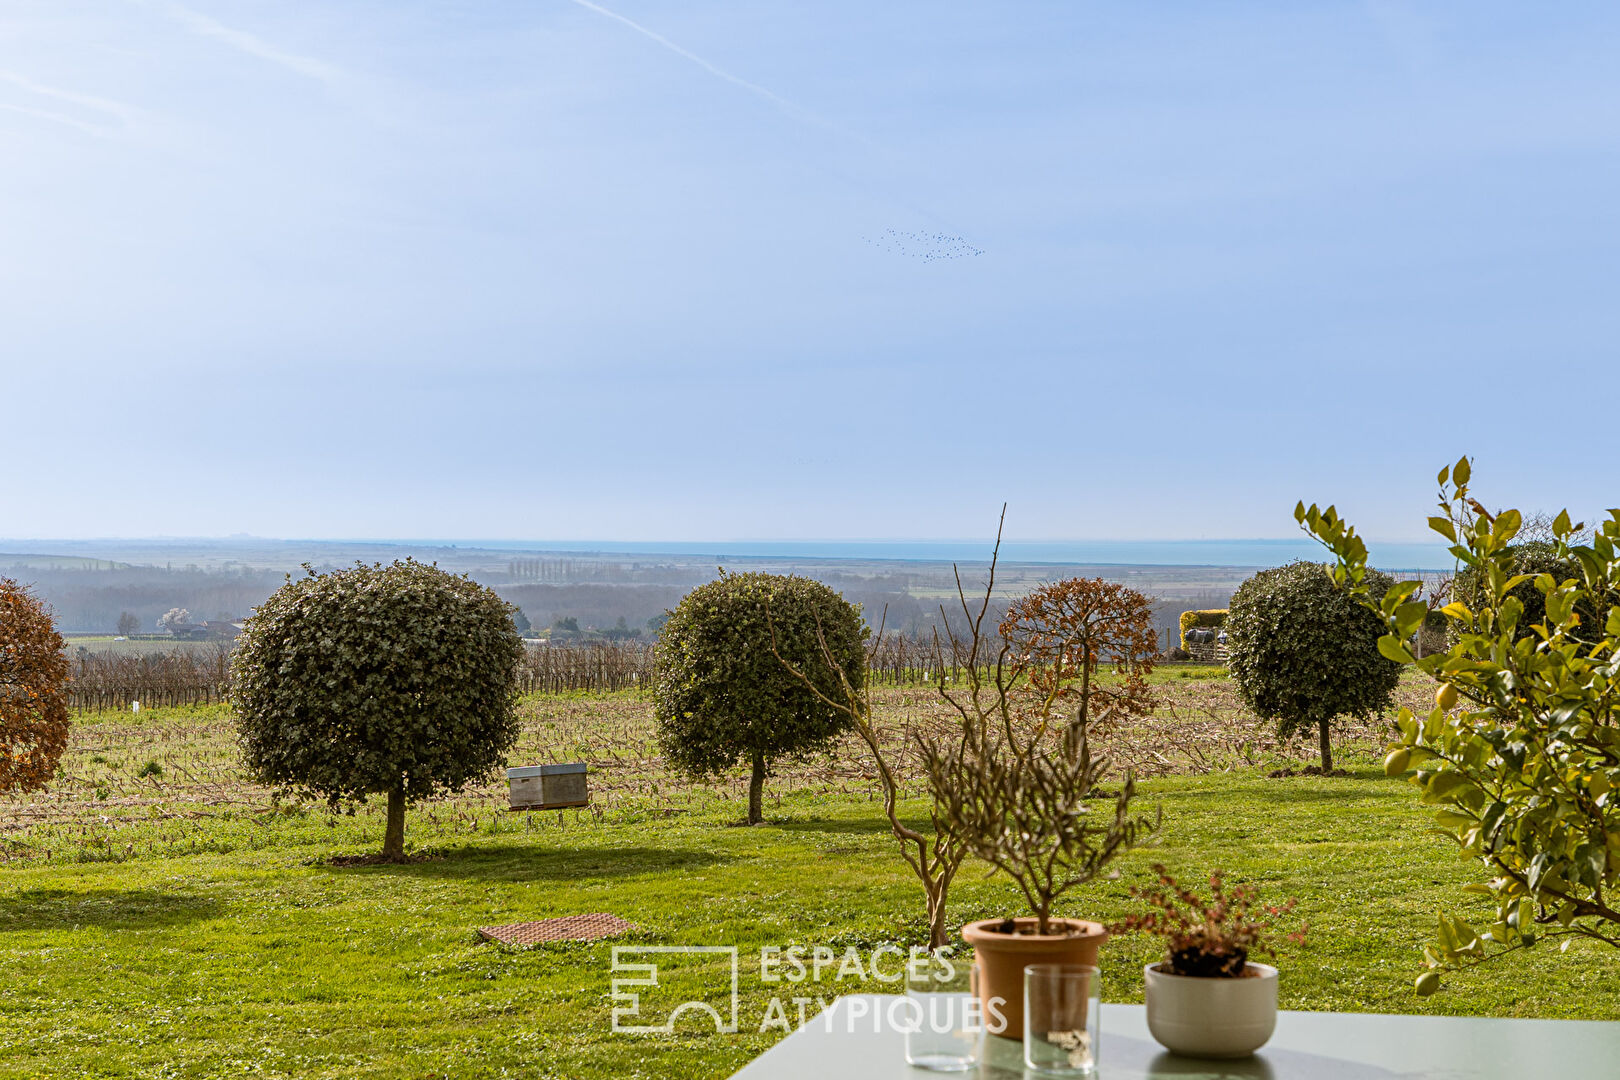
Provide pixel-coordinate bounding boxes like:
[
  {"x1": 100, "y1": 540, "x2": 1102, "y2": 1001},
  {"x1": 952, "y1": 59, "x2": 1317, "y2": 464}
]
[{"x1": 0, "y1": 578, "x2": 72, "y2": 793}]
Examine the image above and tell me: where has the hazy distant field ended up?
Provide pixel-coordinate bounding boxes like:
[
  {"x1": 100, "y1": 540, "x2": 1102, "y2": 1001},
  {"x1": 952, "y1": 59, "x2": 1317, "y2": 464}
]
[
  {"x1": 62, "y1": 636, "x2": 227, "y2": 658},
  {"x1": 0, "y1": 554, "x2": 126, "y2": 571},
  {"x1": 9, "y1": 537, "x2": 1257, "y2": 641}
]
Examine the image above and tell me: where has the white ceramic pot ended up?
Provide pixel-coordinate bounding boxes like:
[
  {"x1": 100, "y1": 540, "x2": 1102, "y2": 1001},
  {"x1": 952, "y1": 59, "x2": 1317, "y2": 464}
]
[{"x1": 1143, "y1": 962, "x2": 1277, "y2": 1059}]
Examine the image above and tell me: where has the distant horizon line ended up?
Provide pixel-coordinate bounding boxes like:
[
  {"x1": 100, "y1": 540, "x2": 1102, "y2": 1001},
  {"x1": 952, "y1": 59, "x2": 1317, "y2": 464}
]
[
  {"x1": 1, "y1": 534, "x2": 1456, "y2": 571},
  {"x1": 1, "y1": 534, "x2": 1442, "y2": 546}
]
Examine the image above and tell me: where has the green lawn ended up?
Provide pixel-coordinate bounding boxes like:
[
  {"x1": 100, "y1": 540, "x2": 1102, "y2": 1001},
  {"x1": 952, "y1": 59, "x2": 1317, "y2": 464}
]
[{"x1": 0, "y1": 689, "x2": 1615, "y2": 1078}]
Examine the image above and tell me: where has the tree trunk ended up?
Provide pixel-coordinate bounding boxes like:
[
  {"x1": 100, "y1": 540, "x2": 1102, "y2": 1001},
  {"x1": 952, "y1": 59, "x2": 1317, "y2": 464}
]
[
  {"x1": 1318, "y1": 720, "x2": 1334, "y2": 773},
  {"x1": 382, "y1": 784, "x2": 407, "y2": 861},
  {"x1": 927, "y1": 887, "x2": 950, "y2": 950},
  {"x1": 747, "y1": 751, "x2": 766, "y2": 825}
]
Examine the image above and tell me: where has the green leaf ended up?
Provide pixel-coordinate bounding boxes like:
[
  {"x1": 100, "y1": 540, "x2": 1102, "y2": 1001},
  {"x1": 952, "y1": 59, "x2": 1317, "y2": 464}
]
[
  {"x1": 1495, "y1": 509, "x2": 1522, "y2": 546},
  {"x1": 1428, "y1": 516, "x2": 1459, "y2": 542},
  {"x1": 1395, "y1": 601, "x2": 1430, "y2": 638},
  {"x1": 1378, "y1": 635, "x2": 1415, "y2": 663},
  {"x1": 1433, "y1": 807, "x2": 1476, "y2": 829}
]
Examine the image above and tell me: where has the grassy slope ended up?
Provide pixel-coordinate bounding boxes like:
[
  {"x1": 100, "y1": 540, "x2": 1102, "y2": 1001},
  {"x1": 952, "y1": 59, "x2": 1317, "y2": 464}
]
[{"x1": 1, "y1": 684, "x2": 1615, "y2": 1078}]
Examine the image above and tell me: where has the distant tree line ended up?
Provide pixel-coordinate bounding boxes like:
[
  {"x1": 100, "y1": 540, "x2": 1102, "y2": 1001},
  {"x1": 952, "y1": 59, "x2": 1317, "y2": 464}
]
[
  {"x1": 4, "y1": 563, "x2": 285, "y2": 633},
  {"x1": 14, "y1": 558, "x2": 1232, "y2": 649},
  {"x1": 503, "y1": 558, "x2": 710, "y2": 586}
]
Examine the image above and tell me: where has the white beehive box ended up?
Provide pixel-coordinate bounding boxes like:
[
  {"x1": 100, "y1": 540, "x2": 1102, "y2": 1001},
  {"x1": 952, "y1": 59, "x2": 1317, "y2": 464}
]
[{"x1": 506, "y1": 763, "x2": 588, "y2": 810}]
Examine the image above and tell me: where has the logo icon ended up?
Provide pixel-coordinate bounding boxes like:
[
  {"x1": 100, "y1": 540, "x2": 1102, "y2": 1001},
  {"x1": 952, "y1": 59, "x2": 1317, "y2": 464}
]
[{"x1": 610, "y1": 945, "x2": 740, "y2": 1034}]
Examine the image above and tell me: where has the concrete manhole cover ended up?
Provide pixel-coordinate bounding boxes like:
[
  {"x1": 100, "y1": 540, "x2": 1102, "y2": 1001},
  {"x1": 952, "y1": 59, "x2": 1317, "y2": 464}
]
[{"x1": 478, "y1": 913, "x2": 636, "y2": 946}]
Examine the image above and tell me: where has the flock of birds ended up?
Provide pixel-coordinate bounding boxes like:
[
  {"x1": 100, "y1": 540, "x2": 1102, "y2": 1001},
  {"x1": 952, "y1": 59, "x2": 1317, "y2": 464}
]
[{"x1": 863, "y1": 228, "x2": 985, "y2": 263}]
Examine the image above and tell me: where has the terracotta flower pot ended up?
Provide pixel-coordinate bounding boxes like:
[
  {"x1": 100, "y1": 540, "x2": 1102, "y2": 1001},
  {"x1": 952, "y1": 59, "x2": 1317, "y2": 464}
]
[
  {"x1": 961, "y1": 917, "x2": 1107, "y2": 1040},
  {"x1": 1143, "y1": 961, "x2": 1278, "y2": 1058}
]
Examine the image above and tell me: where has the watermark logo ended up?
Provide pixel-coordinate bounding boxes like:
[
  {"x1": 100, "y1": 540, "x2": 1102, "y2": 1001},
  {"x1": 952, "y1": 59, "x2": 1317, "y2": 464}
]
[
  {"x1": 608, "y1": 944, "x2": 1004, "y2": 1037},
  {"x1": 610, "y1": 945, "x2": 740, "y2": 1034}
]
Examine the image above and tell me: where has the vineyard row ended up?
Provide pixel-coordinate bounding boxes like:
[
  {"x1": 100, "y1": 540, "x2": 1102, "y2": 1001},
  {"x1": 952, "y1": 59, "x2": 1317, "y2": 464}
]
[{"x1": 64, "y1": 637, "x2": 998, "y2": 711}]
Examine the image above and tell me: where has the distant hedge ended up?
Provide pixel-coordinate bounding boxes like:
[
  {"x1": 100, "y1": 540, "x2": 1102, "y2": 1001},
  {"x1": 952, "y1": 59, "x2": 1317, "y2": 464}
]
[{"x1": 1178, "y1": 609, "x2": 1227, "y2": 647}]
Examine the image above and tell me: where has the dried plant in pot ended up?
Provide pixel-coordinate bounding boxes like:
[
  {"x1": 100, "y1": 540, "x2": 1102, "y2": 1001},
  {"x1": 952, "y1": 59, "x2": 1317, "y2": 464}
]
[
  {"x1": 915, "y1": 525, "x2": 1161, "y2": 1040},
  {"x1": 1110, "y1": 865, "x2": 1305, "y2": 1059},
  {"x1": 929, "y1": 719, "x2": 1155, "y2": 1041},
  {"x1": 775, "y1": 513, "x2": 1158, "y2": 1041}
]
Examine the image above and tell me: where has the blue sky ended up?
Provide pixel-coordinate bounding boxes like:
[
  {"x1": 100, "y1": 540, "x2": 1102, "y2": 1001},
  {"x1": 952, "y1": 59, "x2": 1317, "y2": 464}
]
[{"x1": 3, "y1": 2, "x2": 1615, "y2": 544}]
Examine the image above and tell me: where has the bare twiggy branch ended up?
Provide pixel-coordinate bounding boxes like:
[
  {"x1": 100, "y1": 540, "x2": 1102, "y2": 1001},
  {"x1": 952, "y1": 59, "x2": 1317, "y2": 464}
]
[
  {"x1": 915, "y1": 517, "x2": 1159, "y2": 936},
  {"x1": 768, "y1": 598, "x2": 967, "y2": 947}
]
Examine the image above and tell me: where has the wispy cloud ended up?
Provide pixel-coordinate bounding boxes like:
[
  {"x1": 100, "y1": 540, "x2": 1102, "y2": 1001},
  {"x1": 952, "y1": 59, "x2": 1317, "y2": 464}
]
[
  {"x1": 563, "y1": 0, "x2": 861, "y2": 144},
  {"x1": 136, "y1": 0, "x2": 346, "y2": 86},
  {"x1": 0, "y1": 102, "x2": 112, "y2": 138},
  {"x1": 0, "y1": 71, "x2": 138, "y2": 123},
  {"x1": 0, "y1": 72, "x2": 139, "y2": 138},
  {"x1": 557, "y1": 0, "x2": 975, "y2": 237}
]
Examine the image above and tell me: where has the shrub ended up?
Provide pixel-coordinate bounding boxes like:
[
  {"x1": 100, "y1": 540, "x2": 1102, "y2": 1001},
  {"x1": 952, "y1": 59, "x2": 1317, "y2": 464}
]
[
  {"x1": 1000, "y1": 578, "x2": 1158, "y2": 731},
  {"x1": 1453, "y1": 541, "x2": 1614, "y2": 654},
  {"x1": 921, "y1": 714, "x2": 1155, "y2": 935},
  {"x1": 1301, "y1": 459, "x2": 1620, "y2": 994},
  {"x1": 1109, "y1": 864, "x2": 1304, "y2": 977},
  {"x1": 231, "y1": 560, "x2": 524, "y2": 861},
  {"x1": 653, "y1": 571, "x2": 865, "y2": 825},
  {"x1": 0, "y1": 578, "x2": 71, "y2": 794},
  {"x1": 1225, "y1": 561, "x2": 1400, "y2": 772},
  {"x1": 1178, "y1": 609, "x2": 1227, "y2": 648}
]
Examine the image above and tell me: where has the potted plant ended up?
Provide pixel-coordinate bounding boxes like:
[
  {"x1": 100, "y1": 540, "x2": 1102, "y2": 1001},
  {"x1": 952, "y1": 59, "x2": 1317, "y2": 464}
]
[
  {"x1": 930, "y1": 720, "x2": 1154, "y2": 1040},
  {"x1": 917, "y1": 570, "x2": 1160, "y2": 1040},
  {"x1": 773, "y1": 521, "x2": 1157, "y2": 1042},
  {"x1": 1110, "y1": 865, "x2": 1305, "y2": 1058}
]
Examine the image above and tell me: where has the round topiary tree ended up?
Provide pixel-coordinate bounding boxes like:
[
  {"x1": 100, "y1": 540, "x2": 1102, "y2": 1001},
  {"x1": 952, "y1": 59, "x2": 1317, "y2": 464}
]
[
  {"x1": 0, "y1": 578, "x2": 72, "y2": 794},
  {"x1": 653, "y1": 571, "x2": 865, "y2": 825},
  {"x1": 231, "y1": 560, "x2": 525, "y2": 861},
  {"x1": 1225, "y1": 561, "x2": 1400, "y2": 773}
]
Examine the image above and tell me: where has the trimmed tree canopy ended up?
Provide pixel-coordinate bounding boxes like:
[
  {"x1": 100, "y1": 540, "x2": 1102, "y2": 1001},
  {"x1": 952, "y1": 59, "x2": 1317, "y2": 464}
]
[
  {"x1": 230, "y1": 560, "x2": 524, "y2": 860},
  {"x1": 1226, "y1": 561, "x2": 1400, "y2": 772},
  {"x1": 0, "y1": 578, "x2": 71, "y2": 794},
  {"x1": 653, "y1": 571, "x2": 865, "y2": 824}
]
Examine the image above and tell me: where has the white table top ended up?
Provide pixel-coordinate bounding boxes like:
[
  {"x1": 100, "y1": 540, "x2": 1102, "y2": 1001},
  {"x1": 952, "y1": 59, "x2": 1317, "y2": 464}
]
[{"x1": 728, "y1": 994, "x2": 1620, "y2": 1079}]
